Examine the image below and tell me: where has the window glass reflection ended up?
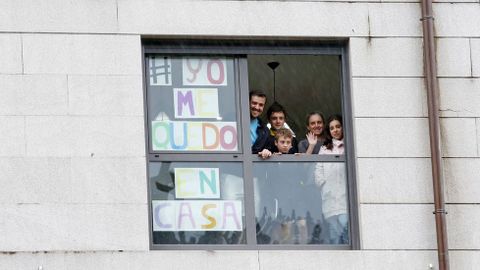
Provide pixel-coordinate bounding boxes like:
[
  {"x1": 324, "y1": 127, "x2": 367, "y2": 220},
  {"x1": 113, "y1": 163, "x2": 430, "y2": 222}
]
[
  {"x1": 254, "y1": 162, "x2": 349, "y2": 245},
  {"x1": 150, "y1": 162, "x2": 245, "y2": 245}
]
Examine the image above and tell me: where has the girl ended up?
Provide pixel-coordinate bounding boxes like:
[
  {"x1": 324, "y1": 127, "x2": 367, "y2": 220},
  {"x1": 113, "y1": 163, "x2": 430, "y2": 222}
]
[
  {"x1": 319, "y1": 114, "x2": 344, "y2": 155},
  {"x1": 315, "y1": 115, "x2": 349, "y2": 244},
  {"x1": 298, "y1": 112, "x2": 327, "y2": 154}
]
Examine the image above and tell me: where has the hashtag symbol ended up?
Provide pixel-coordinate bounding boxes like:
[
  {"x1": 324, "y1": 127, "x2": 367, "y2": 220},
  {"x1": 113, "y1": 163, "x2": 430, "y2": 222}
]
[{"x1": 149, "y1": 56, "x2": 172, "y2": 86}]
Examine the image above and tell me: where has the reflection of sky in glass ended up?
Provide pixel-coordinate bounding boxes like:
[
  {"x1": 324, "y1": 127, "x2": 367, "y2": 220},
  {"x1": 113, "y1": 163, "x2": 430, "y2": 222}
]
[{"x1": 254, "y1": 162, "x2": 349, "y2": 245}]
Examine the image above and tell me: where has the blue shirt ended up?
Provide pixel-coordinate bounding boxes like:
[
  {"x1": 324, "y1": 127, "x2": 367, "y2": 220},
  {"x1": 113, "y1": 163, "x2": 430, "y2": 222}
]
[{"x1": 250, "y1": 118, "x2": 259, "y2": 144}]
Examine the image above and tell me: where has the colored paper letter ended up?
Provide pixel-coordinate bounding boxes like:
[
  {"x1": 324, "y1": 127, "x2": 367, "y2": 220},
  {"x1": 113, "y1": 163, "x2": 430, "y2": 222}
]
[{"x1": 175, "y1": 168, "x2": 220, "y2": 199}]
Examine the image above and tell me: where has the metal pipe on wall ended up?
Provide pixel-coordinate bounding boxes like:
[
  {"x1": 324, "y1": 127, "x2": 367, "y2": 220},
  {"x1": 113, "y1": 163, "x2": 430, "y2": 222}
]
[{"x1": 420, "y1": 0, "x2": 450, "y2": 269}]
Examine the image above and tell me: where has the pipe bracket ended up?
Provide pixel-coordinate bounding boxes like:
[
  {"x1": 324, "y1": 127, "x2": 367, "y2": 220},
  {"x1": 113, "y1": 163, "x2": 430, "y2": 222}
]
[{"x1": 420, "y1": 16, "x2": 435, "y2": 21}]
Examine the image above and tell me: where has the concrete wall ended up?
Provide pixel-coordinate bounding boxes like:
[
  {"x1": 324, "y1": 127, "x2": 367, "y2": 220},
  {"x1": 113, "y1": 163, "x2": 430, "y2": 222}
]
[{"x1": 0, "y1": 0, "x2": 478, "y2": 269}]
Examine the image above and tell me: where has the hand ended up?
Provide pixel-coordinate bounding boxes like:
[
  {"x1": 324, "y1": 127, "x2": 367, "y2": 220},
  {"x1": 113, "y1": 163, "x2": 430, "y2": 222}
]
[
  {"x1": 258, "y1": 149, "x2": 272, "y2": 159},
  {"x1": 306, "y1": 132, "x2": 317, "y2": 146}
]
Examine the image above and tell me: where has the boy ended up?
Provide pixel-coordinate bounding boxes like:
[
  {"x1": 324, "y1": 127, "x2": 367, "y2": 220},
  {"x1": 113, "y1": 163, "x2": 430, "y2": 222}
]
[
  {"x1": 258, "y1": 128, "x2": 296, "y2": 158},
  {"x1": 266, "y1": 102, "x2": 298, "y2": 153},
  {"x1": 273, "y1": 128, "x2": 296, "y2": 154}
]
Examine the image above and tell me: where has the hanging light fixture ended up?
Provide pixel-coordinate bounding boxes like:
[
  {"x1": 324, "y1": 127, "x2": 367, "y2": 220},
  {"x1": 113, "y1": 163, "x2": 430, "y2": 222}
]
[{"x1": 267, "y1": 61, "x2": 280, "y2": 101}]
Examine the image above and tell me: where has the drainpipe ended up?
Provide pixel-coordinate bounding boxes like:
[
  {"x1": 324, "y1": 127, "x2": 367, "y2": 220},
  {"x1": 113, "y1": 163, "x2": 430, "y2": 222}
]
[{"x1": 420, "y1": 1, "x2": 449, "y2": 270}]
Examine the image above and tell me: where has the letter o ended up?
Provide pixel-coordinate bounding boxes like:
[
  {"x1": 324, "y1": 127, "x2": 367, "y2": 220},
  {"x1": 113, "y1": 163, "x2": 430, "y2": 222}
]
[
  {"x1": 220, "y1": 125, "x2": 237, "y2": 150},
  {"x1": 207, "y1": 59, "x2": 225, "y2": 85}
]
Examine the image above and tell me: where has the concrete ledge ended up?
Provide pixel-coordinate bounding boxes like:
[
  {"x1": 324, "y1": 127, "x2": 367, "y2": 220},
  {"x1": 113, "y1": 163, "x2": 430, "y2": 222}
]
[
  {"x1": 0, "y1": 250, "x2": 438, "y2": 270},
  {"x1": 260, "y1": 250, "x2": 437, "y2": 270}
]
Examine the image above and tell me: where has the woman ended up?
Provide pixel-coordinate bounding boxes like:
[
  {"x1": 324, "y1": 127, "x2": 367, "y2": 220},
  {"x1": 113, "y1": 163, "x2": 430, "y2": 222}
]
[
  {"x1": 298, "y1": 112, "x2": 327, "y2": 154},
  {"x1": 315, "y1": 115, "x2": 348, "y2": 244}
]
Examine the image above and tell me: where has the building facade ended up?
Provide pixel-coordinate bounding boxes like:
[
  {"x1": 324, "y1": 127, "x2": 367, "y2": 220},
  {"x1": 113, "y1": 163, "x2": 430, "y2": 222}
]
[{"x1": 1, "y1": 0, "x2": 479, "y2": 269}]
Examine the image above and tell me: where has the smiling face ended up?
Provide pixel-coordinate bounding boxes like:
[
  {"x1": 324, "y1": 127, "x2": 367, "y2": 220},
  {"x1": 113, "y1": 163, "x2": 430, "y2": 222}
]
[
  {"x1": 307, "y1": 114, "x2": 324, "y2": 137},
  {"x1": 269, "y1": 111, "x2": 285, "y2": 130},
  {"x1": 329, "y1": 120, "x2": 343, "y2": 140},
  {"x1": 275, "y1": 135, "x2": 292, "y2": 154},
  {"x1": 250, "y1": 95, "x2": 266, "y2": 118}
]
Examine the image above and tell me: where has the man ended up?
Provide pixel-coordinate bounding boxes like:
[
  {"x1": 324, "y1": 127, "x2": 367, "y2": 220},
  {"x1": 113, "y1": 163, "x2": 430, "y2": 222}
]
[{"x1": 249, "y1": 90, "x2": 272, "y2": 157}]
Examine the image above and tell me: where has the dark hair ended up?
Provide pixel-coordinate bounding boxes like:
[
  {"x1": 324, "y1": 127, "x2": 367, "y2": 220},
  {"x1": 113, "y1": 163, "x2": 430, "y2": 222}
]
[
  {"x1": 305, "y1": 111, "x2": 325, "y2": 127},
  {"x1": 323, "y1": 114, "x2": 343, "y2": 150},
  {"x1": 267, "y1": 102, "x2": 287, "y2": 120},
  {"x1": 249, "y1": 90, "x2": 267, "y2": 101},
  {"x1": 305, "y1": 111, "x2": 327, "y2": 138}
]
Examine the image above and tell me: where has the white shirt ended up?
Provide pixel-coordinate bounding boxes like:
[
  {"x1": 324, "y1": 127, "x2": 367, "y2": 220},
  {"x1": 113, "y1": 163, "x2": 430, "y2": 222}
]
[{"x1": 319, "y1": 139, "x2": 344, "y2": 155}]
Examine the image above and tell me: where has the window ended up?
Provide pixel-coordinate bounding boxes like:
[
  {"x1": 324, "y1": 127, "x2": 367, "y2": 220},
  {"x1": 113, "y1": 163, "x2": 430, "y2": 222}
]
[{"x1": 144, "y1": 40, "x2": 358, "y2": 249}]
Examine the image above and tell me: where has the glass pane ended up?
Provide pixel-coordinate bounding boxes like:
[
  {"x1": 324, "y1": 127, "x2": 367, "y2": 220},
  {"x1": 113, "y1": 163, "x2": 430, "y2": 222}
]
[
  {"x1": 147, "y1": 55, "x2": 239, "y2": 152},
  {"x1": 150, "y1": 162, "x2": 245, "y2": 245},
  {"x1": 254, "y1": 162, "x2": 349, "y2": 245},
  {"x1": 248, "y1": 55, "x2": 341, "y2": 142}
]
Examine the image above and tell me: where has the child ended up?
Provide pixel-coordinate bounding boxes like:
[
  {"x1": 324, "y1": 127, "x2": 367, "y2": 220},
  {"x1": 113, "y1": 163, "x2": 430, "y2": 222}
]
[
  {"x1": 273, "y1": 128, "x2": 296, "y2": 154},
  {"x1": 258, "y1": 128, "x2": 296, "y2": 158},
  {"x1": 319, "y1": 114, "x2": 344, "y2": 155},
  {"x1": 314, "y1": 115, "x2": 349, "y2": 244}
]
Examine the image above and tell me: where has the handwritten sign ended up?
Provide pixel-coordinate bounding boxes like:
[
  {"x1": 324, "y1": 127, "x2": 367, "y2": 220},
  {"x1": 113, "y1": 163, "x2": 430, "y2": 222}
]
[
  {"x1": 183, "y1": 58, "x2": 227, "y2": 86},
  {"x1": 174, "y1": 88, "x2": 219, "y2": 119},
  {"x1": 149, "y1": 56, "x2": 172, "y2": 86},
  {"x1": 174, "y1": 168, "x2": 220, "y2": 199},
  {"x1": 152, "y1": 200, "x2": 243, "y2": 231},
  {"x1": 152, "y1": 121, "x2": 237, "y2": 151}
]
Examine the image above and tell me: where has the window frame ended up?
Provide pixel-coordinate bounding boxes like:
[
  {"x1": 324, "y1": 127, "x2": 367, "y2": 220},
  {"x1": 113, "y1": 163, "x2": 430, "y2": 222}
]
[{"x1": 142, "y1": 39, "x2": 359, "y2": 250}]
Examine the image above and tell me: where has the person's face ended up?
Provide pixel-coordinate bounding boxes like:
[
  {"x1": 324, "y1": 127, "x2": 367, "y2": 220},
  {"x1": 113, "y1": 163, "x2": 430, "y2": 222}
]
[
  {"x1": 250, "y1": 95, "x2": 266, "y2": 118},
  {"x1": 269, "y1": 111, "x2": 285, "y2": 130},
  {"x1": 329, "y1": 120, "x2": 343, "y2": 140},
  {"x1": 307, "y1": 114, "x2": 324, "y2": 136},
  {"x1": 275, "y1": 136, "x2": 292, "y2": 153}
]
